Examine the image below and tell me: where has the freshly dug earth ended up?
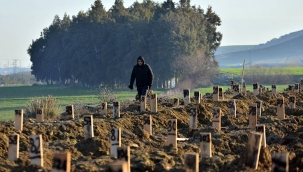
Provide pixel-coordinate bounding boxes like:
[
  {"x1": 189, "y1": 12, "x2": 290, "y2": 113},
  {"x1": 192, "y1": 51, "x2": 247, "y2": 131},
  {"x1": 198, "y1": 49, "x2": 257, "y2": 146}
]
[{"x1": 0, "y1": 90, "x2": 303, "y2": 172}]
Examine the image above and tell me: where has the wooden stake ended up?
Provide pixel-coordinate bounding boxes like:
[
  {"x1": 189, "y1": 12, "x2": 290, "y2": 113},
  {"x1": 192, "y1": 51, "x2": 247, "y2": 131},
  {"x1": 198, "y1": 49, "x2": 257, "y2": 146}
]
[
  {"x1": 173, "y1": 98, "x2": 179, "y2": 107},
  {"x1": 113, "y1": 102, "x2": 120, "y2": 118},
  {"x1": 65, "y1": 105, "x2": 74, "y2": 120},
  {"x1": 277, "y1": 97, "x2": 285, "y2": 120},
  {"x1": 30, "y1": 134, "x2": 43, "y2": 167},
  {"x1": 289, "y1": 96, "x2": 296, "y2": 109},
  {"x1": 150, "y1": 94, "x2": 157, "y2": 112},
  {"x1": 213, "y1": 86, "x2": 219, "y2": 101},
  {"x1": 36, "y1": 107, "x2": 44, "y2": 123},
  {"x1": 14, "y1": 109, "x2": 23, "y2": 131},
  {"x1": 272, "y1": 85, "x2": 277, "y2": 95},
  {"x1": 108, "y1": 161, "x2": 128, "y2": 172},
  {"x1": 230, "y1": 80, "x2": 234, "y2": 92},
  {"x1": 233, "y1": 84, "x2": 239, "y2": 96},
  {"x1": 300, "y1": 79, "x2": 303, "y2": 91},
  {"x1": 100, "y1": 102, "x2": 107, "y2": 115},
  {"x1": 83, "y1": 115, "x2": 94, "y2": 139},
  {"x1": 294, "y1": 83, "x2": 300, "y2": 92},
  {"x1": 212, "y1": 107, "x2": 221, "y2": 130},
  {"x1": 167, "y1": 119, "x2": 177, "y2": 149},
  {"x1": 110, "y1": 128, "x2": 121, "y2": 157},
  {"x1": 245, "y1": 132, "x2": 262, "y2": 170},
  {"x1": 253, "y1": 83, "x2": 259, "y2": 96},
  {"x1": 143, "y1": 114, "x2": 152, "y2": 136},
  {"x1": 184, "y1": 153, "x2": 199, "y2": 172},
  {"x1": 8, "y1": 134, "x2": 19, "y2": 161},
  {"x1": 140, "y1": 96, "x2": 146, "y2": 112},
  {"x1": 259, "y1": 85, "x2": 263, "y2": 94},
  {"x1": 255, "y1": 124, "x2": 266, "y2": 147},
  {"x1": 183, "y1": 89, "x2": 190, "y2": 106},
  {"x1": 249, "y1": 104, "x2": 257, "y2": 129},
  {"x1": 52, "y1": 151, "x2": 71, "y2": 172},
  {"x1": 200, "y1": 133, "x2": 212, "y2": 158},
  {"x1": 194, "y1": 91, "x2": 200, "y2": 104},
  {"x1": 288, "y1": 85, "x2": 294, "y2": 91},
  {"x1": 228, "y1": 99, "x2": 236, "y2": 117},
  {"x1": 272, "y1": 152, "x2": 289, "y2": 172},
  {"x1": 117, "y1": 146, "x2": 130, "y2": 172},
  {"x1": 219, "y1": 87, "x2": 224, "y2": 100},
  {"x1": 189, "y1": 107, "x2": 197, "y2": 129},
  {"x1": 256, "y1": 101, "x2": 262, "y2": 116}
]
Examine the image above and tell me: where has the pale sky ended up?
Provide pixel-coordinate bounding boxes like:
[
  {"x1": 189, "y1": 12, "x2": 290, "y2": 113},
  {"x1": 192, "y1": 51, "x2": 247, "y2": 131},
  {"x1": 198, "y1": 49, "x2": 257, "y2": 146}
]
[{"x1": 1, "y1": 0, "x2": 303, "y2": 67}]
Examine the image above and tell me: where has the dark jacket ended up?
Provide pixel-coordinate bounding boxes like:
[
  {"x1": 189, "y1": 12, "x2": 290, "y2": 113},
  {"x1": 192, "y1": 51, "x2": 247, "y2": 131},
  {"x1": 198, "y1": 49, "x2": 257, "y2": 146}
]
[{"x1": 130, "y1": 56, "x2": 154, "y2": 87}]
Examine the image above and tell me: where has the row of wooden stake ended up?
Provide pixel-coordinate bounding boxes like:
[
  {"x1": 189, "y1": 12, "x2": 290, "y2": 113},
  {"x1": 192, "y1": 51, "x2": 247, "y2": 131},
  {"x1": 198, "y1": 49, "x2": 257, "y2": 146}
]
[
  {"x1": 10, "y1": 81, "x2": 298, "y2": 171},
  {"x1": 9, "y1": 108, "x2": 289, "y2": 171}
]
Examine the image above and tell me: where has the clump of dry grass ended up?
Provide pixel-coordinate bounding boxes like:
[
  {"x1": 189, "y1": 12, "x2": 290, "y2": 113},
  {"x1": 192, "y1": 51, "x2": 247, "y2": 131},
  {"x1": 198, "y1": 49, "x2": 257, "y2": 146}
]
[
  {"x1": 98, "y1": 86, "x2": 117, "y2": 103},
  {"x1": 73, "y1": 99, "x2": 90, "y2": 115},
  {"x1": 25, "y1": 95, "x2": 61, "y2": 119}
]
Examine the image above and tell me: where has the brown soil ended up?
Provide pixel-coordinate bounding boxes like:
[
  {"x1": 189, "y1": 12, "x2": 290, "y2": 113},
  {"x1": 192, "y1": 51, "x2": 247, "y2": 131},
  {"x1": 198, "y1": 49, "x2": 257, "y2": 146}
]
[{"x1": 0, "y1": 90, "x2": 303, "y2": 172}]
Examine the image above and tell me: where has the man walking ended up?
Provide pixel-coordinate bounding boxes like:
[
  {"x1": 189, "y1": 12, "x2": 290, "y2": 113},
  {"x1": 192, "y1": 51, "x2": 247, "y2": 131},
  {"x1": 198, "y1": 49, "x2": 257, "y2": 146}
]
[{"x1": 128, "y1": 56, "x2": 154, "y2": 99}]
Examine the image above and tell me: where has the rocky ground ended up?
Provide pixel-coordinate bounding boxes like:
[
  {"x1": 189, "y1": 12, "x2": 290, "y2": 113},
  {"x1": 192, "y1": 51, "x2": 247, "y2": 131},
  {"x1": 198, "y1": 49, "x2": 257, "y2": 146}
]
[{"x1": 0, "y1": 89, "x2": 303, "y2": 172}]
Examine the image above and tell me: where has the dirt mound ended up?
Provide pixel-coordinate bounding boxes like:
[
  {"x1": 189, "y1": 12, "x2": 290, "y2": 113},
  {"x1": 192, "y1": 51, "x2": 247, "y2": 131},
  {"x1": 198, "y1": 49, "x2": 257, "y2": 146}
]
[{"x1": 0, "y1": 90, "x2": 303, "y2": 171}]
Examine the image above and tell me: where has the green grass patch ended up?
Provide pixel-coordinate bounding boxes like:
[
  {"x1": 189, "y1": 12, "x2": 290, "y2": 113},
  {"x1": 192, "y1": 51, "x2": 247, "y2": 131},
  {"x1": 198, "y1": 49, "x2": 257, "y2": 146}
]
[
  {"x1": 0, "y1": 84, "x2": 289, "y2": 121},
  {"x1": 0, "y1": 86, "x2": 165, "y2": 121},
  {"x1": 220, "y1": 67, "x2": 303, "y2": 76}
]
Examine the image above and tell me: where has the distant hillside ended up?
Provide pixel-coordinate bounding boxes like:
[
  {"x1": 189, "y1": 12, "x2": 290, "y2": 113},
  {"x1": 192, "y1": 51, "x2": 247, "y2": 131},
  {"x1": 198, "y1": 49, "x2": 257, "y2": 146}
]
[
  {"x1": 252, "y1": 30, "x2": 303, "y2": 50},
  {"x1": 216, "y1": 29, "x2": 303, "y2": 67},
  {"x1": 215, "y1": 45, "x2": 255, "y2": 55}
]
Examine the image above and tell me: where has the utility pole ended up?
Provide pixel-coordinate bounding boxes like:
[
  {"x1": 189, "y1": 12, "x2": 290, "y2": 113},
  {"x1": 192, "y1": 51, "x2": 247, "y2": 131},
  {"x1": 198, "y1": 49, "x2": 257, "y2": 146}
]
[
  {"x1": 7, "y1": 60, "x2": 10, "y2": 74},
  {"x1": 12, "y1": 59, "x2": 18, "y2": 74}
]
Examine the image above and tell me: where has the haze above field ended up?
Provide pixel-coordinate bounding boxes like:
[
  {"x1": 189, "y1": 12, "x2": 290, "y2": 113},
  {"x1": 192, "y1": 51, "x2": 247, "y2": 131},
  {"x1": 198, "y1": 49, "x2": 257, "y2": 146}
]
[{"x1": 1, "y1": 0, "x2": 303, "y2": 68}]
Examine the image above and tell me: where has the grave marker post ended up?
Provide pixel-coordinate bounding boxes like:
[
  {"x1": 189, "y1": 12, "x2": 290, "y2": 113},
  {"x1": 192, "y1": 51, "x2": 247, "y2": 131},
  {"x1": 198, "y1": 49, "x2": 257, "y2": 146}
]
[
  {"x1": 183, "y1": 89, "x2": 190, "y2": 106},
  {"x1": 8, "y1": 134, "x2": 19, "y2": 161},
  {"x1": 113, "y1": 102, "x2": 120, "y2": 118},
  {"x1": 200, "y1": 133, "x2": 212, "y2": 158},
  {"x1": 167, "y1": 119, "x2": 177, "y2": 149},
  {"x1": 213, "y1": 86, "x2": 219, "y2": 101},
  {"x1": 212, "y1": 107, "x2": 221, "y2": 130},
  {"x1": 14, "y1": 110, "x2": 23, "y2": 131},
  {"x1": 83, "y1": 115, "x2": 94, "y2": 139},
  {"x1": 272, "y1": 152, "x2": 289, "y2": 172},
  {"x1": 30, "y1": 134, "x2": 43, "y2": 167},
  {"x1": 184, "y1": 153, "x2": 199, "y2": 172},
  {"x1": 277, "y1": 97, "x2": 285, "y2": 120},
  {"x1": 189, "y1": 107, "x2": 197, "y2": 129},
  {"x1": 150, "y1": 94, "x2": 157, "y2": 112},
  {"x1": 36, "y1": 107, "x2": 44, "y2": 123},
  {"x1": 52, "y1": 151, "x2": 71, "y2": 172},
  {"x1": 110, "y1": 128, "x2": 121, "y2": 157},
  {"x1": 245, "y1": 132, "x2": 262, "y2": 170},
  {"x1": 253, "y1": 83, "x2": 259, "y2": 96}
]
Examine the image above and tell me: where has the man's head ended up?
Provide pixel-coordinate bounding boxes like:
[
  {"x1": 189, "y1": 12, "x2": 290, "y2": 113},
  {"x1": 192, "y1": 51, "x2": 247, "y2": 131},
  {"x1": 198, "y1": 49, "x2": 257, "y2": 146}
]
[{"x1": 137, "y1": 56, "x2": 145, "y2": 66}]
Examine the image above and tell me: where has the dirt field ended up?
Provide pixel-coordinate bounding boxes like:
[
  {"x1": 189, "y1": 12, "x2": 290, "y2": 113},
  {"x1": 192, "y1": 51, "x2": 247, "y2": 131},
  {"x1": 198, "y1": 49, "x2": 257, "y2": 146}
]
[{"x1": 0, "y1": 89, "x2": 303, "y2": 172}]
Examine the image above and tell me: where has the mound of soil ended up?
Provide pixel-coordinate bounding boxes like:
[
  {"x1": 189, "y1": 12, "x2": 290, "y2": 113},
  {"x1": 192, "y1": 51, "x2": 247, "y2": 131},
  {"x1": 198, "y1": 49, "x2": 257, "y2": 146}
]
[{"x1": 0, "y1": 90, "x2": 303, "y2": 171}]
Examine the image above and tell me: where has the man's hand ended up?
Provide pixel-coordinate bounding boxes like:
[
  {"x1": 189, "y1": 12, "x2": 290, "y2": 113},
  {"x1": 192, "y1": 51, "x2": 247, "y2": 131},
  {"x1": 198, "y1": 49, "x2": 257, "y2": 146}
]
[{"x1": 128, "y1": 85, "x2": 133, "y2": 90}]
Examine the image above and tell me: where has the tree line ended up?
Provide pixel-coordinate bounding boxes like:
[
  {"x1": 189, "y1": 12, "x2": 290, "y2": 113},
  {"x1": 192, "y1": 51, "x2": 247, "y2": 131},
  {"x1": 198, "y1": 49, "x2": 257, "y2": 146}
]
[{"x1": 28, "y1": 0, "x2": 222, "y2": 88}]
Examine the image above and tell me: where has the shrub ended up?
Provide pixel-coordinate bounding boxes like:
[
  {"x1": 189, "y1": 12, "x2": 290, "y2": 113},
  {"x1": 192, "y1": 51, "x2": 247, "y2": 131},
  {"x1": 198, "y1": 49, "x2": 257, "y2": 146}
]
[
  {"x1": 25, "y1": 95, "x2": 61, "y2": 119},
  {"x1": 73, "y1": 99, "x2": 90, "y2": 115},
  {"x1": 98, "y1": 86, "x2": 117, "y2": 103}
]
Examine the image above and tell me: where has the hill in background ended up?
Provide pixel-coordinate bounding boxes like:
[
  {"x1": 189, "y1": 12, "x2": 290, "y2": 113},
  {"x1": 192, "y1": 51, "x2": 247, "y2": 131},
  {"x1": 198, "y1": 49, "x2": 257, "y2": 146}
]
[{"x1": 216, "y1": 29, "x2": 303, "y2": 67}]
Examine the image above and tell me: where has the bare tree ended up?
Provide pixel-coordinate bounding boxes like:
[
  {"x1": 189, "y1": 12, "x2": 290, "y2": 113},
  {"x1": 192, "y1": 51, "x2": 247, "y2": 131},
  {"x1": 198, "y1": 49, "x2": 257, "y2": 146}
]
[{"x1": 172, "y1": 50, "x2": 218, "y2": 89}]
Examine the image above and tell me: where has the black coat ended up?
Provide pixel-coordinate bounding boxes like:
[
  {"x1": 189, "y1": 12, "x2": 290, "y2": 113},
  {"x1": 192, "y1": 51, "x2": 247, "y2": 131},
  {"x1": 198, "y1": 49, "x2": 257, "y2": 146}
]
[{"x1": 130, "y1": 63, "x2": 154, "y2": 87}]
